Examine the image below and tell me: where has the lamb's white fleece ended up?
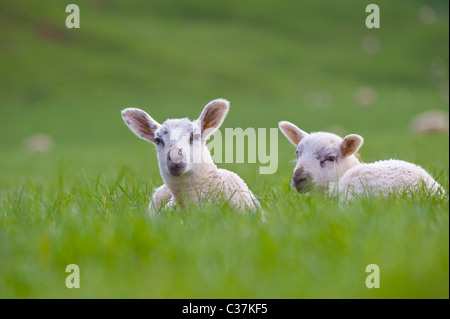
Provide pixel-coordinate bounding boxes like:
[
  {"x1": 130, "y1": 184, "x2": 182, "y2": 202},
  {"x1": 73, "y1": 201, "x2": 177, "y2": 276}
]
[{"x1": 331, "y1": 159, "x2": 444, "y2": 199}]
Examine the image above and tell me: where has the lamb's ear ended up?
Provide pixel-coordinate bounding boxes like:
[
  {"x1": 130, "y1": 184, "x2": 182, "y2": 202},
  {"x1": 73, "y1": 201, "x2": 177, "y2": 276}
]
[
  {"x1": 278, "y1": 121, "x2": 308, "y2": 146},
  {"x1": 340, "y1": 134, "x2": 364, "y2": 157},
  {"x1": 121, "y1": 108, "x2": 161, "y2": 143},
  {"x1": 196, "y1": 99, "x2": 229, "y2": 138}
]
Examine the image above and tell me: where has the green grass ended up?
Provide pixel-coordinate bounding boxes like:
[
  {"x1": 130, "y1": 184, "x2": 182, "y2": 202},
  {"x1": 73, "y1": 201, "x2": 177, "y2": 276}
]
[
  {"x1": 1, "y1": 170, "x2": 448, "y2": 298},
  {"x1": 0, "y1": 0, "x2": 448, "y2": 298}
]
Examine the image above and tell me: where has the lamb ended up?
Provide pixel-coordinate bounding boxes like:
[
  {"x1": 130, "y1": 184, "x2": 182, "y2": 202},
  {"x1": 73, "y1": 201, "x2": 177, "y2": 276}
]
[
  {"x1": 121, "y1": 98, "x2": 259, "y2": 214},
  {"x1": 278, "y1": 121, "x2": 445, "y2": 200}
]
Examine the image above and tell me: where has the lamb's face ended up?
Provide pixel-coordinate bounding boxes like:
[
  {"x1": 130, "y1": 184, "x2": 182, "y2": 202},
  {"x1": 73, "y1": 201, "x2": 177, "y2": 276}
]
[
  {"x1": 293, "y1": 133, "x2": 348, "y2": 192},
  {"x1": 154, "y1": 118, "x2": 208, "y2": 177},
  {"x1": 279, "y1": 121, "x2": 363, "y2": 194},
  {"x1": 122, "y1": 98, "x2": 229, "y2": 179}
]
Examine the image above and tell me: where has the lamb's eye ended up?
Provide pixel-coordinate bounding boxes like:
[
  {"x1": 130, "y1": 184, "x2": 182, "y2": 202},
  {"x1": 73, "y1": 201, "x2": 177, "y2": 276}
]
[
  {"x1": 320, "y1": 155, "x2": 336, "y2": 167},
  {"x1": 296, "y1": 150, "x2": 299, "y2": 158},
  {"x1": 191, "y1": 133, "x2": 201, "y2": 143},
  {"x1": 190, "y1": 132, "x2": 194, "y2": 144}
]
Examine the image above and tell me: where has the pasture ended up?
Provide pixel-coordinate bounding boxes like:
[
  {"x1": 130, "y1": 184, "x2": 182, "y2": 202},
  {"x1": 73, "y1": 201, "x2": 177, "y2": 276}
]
[{"x1": 0, "y1": 0, "x2": 448, "y2": 298}]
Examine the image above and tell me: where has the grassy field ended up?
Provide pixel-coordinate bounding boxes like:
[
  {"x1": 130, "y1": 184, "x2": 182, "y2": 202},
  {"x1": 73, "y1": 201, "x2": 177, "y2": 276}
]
[{"x1": 0, "y1": 0, "x2": 448, "y2": 298}]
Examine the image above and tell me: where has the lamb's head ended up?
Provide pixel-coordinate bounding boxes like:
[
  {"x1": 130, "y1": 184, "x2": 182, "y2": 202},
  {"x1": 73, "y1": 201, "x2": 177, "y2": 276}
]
[
  {"x1": 122, "y1": 99, "x2": 229, "y2": 178},
  {"x1": 279, "y1": 121, "x2": 363, "y2": 193}
]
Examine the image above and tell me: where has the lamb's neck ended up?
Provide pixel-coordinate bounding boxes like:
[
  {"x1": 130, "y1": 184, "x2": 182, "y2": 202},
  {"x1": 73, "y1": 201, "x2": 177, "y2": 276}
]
[
  {"x1": 163, "y1": 162, "x2": 220, "y2": 199},
  {"x1": 335, "y1": 155, "x2": 362, "y2": 183},
  {"x1": 344, "y1": 155, "x2": 362, "y2": 171}
]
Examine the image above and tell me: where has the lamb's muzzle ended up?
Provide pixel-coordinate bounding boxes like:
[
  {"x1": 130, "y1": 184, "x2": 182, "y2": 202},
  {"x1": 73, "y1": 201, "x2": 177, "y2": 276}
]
[
  {"x1": 167, "y1": 152, "x2": 186, "y2": 176},
  {"x1": 292, "y1": 167, "x2": 311, "y2": 193}
]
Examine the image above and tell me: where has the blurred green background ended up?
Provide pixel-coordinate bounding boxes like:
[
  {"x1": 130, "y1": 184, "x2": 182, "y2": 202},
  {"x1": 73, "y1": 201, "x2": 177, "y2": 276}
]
[
  {"x1": 1, "y1": 0, "x2": 448, "y2": 168},
  {"x1": 0, "y1": 0, "x2": 448, "y2": 298}
]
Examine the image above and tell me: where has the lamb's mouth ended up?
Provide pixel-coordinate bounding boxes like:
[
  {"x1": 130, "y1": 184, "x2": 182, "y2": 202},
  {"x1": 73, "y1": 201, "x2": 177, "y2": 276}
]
[
  {"x1": 167, "y1": 162, "x2": 187, "y2": 176},
  {"x1": 292, "y1": 178, "x2": 312, "y2": 193}
]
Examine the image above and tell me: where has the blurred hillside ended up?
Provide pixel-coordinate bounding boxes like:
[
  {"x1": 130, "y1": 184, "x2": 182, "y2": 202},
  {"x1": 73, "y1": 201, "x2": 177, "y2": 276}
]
[{"x1": 0, "y1": 0, "x2": 448, "y2": 151}]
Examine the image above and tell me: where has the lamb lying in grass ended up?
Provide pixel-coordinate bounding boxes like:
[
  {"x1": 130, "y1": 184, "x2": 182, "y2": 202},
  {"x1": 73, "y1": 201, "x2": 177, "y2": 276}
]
[
  {"x1": 279, "y1": 121, "x2": 445, "y2": 199},
  {"x1": 122, "y1": 99, "x2": 259, "y2": 213}
]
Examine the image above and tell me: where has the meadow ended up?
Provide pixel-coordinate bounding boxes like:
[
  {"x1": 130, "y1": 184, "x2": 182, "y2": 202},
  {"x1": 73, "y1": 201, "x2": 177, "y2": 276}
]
[{"x1": 0, "y1": 0, "x2": 448, "y2": 298}]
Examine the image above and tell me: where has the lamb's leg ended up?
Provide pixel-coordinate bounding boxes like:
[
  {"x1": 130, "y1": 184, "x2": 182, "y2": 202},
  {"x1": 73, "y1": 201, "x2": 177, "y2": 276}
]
[
  {"x1": 165, "y1": 197, "x2": 177, "y2": 210},
  {"x1": 148, "y1": 184, "x2": 172, "y2": 215}
]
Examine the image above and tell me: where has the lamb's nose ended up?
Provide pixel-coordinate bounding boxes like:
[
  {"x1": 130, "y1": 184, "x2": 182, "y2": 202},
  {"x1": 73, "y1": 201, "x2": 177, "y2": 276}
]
[
  {"x1": 292, "y1": 167, "x2": 311, "y2": 193},
  {"x1": 168, "y1": 146, "x2": 183, "y2": 164},
  {"x1": 292, "y1": 167, "x2": 305, "y2": 183},
  {"x1": 167, "y1": 149, "x2": 187, "y2": 176}
]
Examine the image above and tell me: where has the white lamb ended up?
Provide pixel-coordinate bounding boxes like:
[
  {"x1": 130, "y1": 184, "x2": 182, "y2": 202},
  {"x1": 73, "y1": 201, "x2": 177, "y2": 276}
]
[
  {"x1": 279, "y1": 121, "x2": 445, "y2": 199},
  {"x1": 122, "y1": 99, "x2": 259, "y2": 213}
]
